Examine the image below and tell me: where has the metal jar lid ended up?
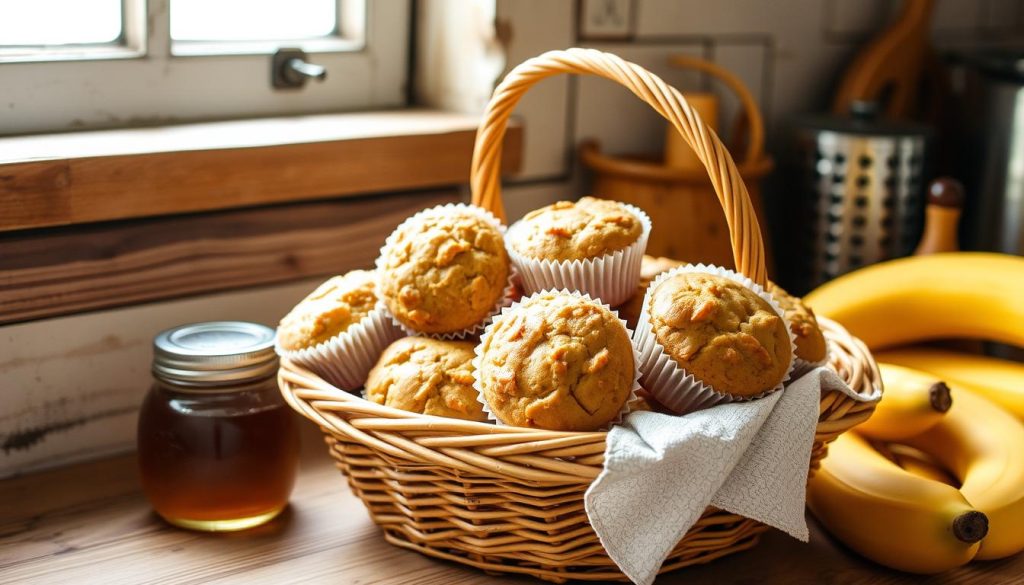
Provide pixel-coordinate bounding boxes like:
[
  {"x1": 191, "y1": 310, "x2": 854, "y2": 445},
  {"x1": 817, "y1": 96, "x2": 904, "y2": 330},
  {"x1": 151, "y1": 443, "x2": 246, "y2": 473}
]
[{"x1": 153, "y1": 321, "x2": 278, "y2": 387}]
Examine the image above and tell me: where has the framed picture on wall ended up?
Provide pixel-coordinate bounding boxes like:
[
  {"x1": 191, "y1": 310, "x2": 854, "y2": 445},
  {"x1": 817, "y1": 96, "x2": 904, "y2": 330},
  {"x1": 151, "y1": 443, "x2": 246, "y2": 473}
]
[{"x1": 578, "y1": 0, "x2": 635, "y2": 41}]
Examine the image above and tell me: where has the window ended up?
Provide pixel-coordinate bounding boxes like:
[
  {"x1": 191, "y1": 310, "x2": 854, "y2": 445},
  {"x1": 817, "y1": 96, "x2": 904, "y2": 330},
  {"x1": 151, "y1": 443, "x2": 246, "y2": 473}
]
[
  {"x1": 0, "y1": 0, "x2": 140, "y2": 62},
  {"x1": 0, "y1": 0, "x2": 122, "y2": 47},
  {"x1": 0, "y1": 0, "x2": 409, "y2": 135},
  {"x1": 172, "y1": 0, "x2": 337, "y2": 43}
]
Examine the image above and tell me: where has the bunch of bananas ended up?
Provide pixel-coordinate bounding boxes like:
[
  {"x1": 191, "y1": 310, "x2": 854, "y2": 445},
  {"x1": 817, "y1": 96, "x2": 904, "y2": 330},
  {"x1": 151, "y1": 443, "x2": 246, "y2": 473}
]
[{"x1": 803, "y1": 252, "x2": 1024, "y2": 573}]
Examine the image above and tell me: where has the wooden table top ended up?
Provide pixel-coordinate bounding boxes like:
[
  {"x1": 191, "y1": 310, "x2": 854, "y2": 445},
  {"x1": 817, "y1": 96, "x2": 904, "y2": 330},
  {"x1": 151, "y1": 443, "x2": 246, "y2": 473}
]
[{"x1": 2, "y1": 425, "x2": 1021, "y2": 585}]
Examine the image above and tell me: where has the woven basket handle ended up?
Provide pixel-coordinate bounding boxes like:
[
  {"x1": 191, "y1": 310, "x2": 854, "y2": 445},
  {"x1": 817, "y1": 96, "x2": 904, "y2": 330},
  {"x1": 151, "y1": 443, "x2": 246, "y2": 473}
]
[
  {"x1": 667, "y1": 54, "x2": 765, "y2": 167},
  {"x1": 470, "y1": 48, "x2": 768, "y2": 286}
]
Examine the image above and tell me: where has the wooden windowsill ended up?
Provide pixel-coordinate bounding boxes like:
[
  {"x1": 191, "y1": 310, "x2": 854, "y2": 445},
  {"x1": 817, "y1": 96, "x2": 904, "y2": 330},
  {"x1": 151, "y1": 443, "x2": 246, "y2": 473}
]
[{"x1": 0, "y1": 109, "x2": 522, "y2": 232}]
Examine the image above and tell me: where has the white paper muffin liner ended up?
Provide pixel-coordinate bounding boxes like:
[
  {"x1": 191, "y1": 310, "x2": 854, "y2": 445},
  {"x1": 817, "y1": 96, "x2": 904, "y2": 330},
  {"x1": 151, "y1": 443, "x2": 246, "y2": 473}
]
[
  {"x1": 634, "y1": 264, "x2": 798, "y2": 414},
  {"x1": 374, "y1": 202, "x2": 516, "y2": 340},
  {"x1": 472, "y1": 289, "x2": 642, "y2": 431},
  {"x1": 276, "y1": 308, "x2": 404, "y2": 392},
  {"x1": 506, "y1": 202, "x2": 652, "y2": 307}
]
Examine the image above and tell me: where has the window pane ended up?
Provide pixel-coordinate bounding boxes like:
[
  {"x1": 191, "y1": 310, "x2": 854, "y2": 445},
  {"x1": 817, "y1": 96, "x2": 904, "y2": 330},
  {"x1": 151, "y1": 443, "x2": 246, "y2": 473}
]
[
  {"x1": 171, "y1": 0, "x2": 337, "y2": 42},
  {"x1": 0, "y1": 0, "x2": 122, "y2": 45}
]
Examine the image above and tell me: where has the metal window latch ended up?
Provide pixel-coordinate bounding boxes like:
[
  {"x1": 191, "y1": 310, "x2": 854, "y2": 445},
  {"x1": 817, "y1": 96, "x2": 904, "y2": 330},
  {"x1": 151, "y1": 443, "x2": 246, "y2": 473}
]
[{"x1": 272, "y1": 48, "x2": 327, "y2": 89}]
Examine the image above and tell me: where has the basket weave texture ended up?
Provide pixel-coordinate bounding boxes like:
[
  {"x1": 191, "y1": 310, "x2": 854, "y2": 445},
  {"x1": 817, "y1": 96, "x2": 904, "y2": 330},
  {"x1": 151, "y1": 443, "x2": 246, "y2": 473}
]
[{"x1": 279, "y1": 48, "x2": 882, "y2": 582}]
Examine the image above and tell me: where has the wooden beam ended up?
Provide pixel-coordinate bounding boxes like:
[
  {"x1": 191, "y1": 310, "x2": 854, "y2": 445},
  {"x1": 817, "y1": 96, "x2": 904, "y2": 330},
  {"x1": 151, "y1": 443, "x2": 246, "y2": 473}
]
[
  {"x1": 0, "y1": 110, "x2": 522, "y2": 232},
  {"x1": 0, "y1": 191, "x2": 458, "y2": 326}
]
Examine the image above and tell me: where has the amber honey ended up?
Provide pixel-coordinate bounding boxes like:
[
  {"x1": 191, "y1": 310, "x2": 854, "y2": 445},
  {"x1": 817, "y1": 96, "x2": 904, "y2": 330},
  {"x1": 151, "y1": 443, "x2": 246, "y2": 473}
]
[
  {"x1": 138, "y1": 382, "x2": 298, "y2": 531},
  {"x1": 138, "y1": 321, "x2": 298, "y2": 531}
]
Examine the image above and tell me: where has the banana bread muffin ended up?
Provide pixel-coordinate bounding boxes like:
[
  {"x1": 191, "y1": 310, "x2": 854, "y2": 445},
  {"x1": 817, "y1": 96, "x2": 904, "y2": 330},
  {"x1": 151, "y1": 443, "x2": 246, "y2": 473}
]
[
  {"x1": 277, "y1": 270, "x2": 379, "y2": 351},
  {"x1": 647, "y1": 272, "x2": 791, "y2": 397},
  {"x1": 365, "y1": 337, "x2": 488, "y2": 421},
  {"x1": 768, "y1": 283, "x2": 827, "y2": 364},
  {"x1": 377, "y1": 205, "x2": 510, "y2": 335},
  {"x1": 476, "y1": 291, "x2": 635, "y2": 431},
  {"x1": 509, "y1": 197, "x2": 643, "y2": 261}
]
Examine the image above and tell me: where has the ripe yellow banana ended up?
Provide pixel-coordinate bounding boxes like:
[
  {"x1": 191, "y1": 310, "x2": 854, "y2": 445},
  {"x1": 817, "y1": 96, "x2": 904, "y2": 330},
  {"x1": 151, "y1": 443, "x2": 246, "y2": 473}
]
[
  {"x1": 902, "y1": 388, "x2": 1024, "y2": 560},
  {"x1": 855, "y1": 363, "x2": 951, "y2": 441},
  {"x1": 886, "y1": 443, "x2": 960, "y2": 487},
  {"x1": 807, "y1": 432, "x2": 988, "y2": 573},
  {"x1": 803, "y1": 252, "x2": 1024, "y2": 350},
  {"x1": 876, "y1": 347, "x2": 1024, "y2": 420}
]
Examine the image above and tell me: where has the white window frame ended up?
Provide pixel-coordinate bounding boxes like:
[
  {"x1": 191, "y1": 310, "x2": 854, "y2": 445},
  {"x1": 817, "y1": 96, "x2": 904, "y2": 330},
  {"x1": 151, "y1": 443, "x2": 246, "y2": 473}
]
[{"x1": 0, "y1": 0, "x2": 409, "y2": 136}]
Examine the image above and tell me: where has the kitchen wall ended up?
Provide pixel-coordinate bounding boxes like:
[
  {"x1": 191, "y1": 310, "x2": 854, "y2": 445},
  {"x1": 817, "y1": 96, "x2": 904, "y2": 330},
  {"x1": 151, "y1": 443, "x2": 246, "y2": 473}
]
[{"x1": 494, "y1": 0, "x2": 1024, "y2": 221}]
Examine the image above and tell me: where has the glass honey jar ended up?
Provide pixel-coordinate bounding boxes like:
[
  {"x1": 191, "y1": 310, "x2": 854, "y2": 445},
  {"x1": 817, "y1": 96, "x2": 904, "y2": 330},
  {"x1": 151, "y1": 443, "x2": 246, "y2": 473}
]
[{"x1": 138, "y1": 321, "x2": 299, "y2": 532}]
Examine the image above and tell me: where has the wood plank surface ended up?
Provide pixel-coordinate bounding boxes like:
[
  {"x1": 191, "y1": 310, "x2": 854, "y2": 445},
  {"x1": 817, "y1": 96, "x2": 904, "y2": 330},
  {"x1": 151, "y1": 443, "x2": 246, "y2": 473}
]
[
  {"x1": 1, "y1": 425, "x2": 1021, "y2": 585},
  {"x1": 0, "y1": 190, "x2": 457, "y2": 325},
  {"x1": 0, "y1": 110, "x2": 522, "y2": 232}
]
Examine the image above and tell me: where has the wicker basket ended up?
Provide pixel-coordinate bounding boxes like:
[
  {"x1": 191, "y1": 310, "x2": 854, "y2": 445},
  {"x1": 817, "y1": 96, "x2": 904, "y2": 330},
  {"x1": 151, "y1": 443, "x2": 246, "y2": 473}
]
[{"x1": 279, "y1": 48, "x2": 882, "y2": 583}]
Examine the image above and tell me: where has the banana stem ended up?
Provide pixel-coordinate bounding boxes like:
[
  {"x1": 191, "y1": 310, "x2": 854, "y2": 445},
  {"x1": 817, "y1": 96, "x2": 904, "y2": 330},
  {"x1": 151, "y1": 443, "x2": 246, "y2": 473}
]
[
  {"x1": 952, "y1": 511, "x2": 989, "y2": 543},
  {"x1": 929, "y1": 382, "x2": 952, "y2": 412}
]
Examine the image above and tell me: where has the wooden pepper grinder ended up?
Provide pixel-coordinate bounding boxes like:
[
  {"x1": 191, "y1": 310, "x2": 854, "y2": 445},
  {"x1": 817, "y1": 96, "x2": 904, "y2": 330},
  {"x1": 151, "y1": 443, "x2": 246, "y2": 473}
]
[
  {"x1": 914, "y1": 178, "x2": 964, "y2": 255},
  {"x1": 914, "y1": 178, "x2": 985, "y2": 355}
]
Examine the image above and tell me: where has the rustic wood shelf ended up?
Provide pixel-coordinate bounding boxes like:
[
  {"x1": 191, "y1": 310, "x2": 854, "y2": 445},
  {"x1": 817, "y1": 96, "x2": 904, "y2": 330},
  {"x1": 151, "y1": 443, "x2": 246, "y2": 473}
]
[{"x1": 1, "y1": 424, "x2": 1020, "y2": 584}]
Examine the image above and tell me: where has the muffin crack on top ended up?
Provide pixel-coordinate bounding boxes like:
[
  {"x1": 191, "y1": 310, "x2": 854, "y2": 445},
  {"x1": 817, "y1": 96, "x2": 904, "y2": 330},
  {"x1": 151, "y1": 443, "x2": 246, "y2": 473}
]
[
  {"x1": 509, "y1": 329, "x2": 606, "y2": 408},
  {"x1": 365, "y1": 337, "x2": 488, "y2": 422},
  {"x1": 478, "y1": 292, "x2": 635, "y2": 431},
  {"x1": 277, "y1": 269, "x2": 379, "y2": 351},
  {"x1": 378, "y1": 207, "x2": 510, "y2": 334},
  {"x1": 647, "y1": 272, "x2": 791, "y2": 397},
  {"x1": 510, "y1": 197, "x2": 644, "y2": 262}
]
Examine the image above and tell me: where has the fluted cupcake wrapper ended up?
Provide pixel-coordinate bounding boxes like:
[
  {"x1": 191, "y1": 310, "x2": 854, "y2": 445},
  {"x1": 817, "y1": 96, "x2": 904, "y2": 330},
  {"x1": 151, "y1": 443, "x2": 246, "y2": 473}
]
[
  {"x1": 506, "y1": 202, "x2": 652, "y2": 307},
  {"x1": 473, "y1": 289, "x2": 642, "y2": 431},
  {"x1": 276, "y1": 308, "x2": 405, "y2": 392},
  {"x1": 634, "y1": 264, "x2": 798, "y2": 415},
  {"x1": 375, "y1": 202, "x2": 516, "y2": 340}
]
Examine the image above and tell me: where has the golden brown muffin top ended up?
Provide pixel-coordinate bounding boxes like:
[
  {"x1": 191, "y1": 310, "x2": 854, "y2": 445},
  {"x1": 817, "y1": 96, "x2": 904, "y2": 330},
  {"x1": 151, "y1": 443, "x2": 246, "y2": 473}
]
[
  {"x1": 364, "y1": 337, "x2": 488, "y2": 422},
  {"x1": 510, "y1": 197, "x2": 643, "y2": 261},
  {"x1": 277, "y1": 270, "x2": 378, "y2": 351},
  {"x1": 477, "y1": 292, "x2": 634, "y2": 431},
  {"x1": 648, "y1": 272, "x2": 791, "y2": 397},
  {"x1": 378, "y1": 207, "x2": 509, "y2": 334},
  {"x1": 768, "y1": 283, "x2": 827, "y2": 363}
]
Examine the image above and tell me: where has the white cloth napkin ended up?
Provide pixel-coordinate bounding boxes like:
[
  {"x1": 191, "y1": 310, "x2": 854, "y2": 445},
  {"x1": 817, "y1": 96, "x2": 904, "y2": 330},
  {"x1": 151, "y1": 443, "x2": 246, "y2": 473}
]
[{"x1": 584, "y1": 367, "x2": 881, "y2": 585}]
